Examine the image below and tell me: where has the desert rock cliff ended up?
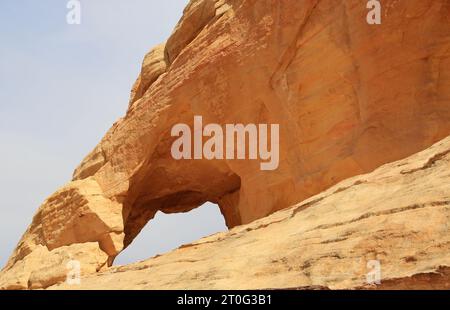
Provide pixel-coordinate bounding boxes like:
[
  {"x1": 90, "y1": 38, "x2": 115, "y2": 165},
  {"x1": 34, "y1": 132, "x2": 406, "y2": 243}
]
[
  {"x1": 50, "y1": 135, "x2": 450, "y2": 290},
  {"x1": 1, "y1": 0, "x2": 450, "y2": 289}
]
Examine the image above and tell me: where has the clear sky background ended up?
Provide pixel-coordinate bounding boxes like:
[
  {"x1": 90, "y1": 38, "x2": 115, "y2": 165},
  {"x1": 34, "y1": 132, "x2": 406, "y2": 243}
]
[{"x1": 0, "y1": 0, "x2": 226, "y2": 267}]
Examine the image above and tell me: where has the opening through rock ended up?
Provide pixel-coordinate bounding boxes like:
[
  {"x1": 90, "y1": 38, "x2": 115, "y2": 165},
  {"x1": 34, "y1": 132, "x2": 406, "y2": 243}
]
[{"x1": 114, "y1": 202, "x2": 226, "y2": 265}]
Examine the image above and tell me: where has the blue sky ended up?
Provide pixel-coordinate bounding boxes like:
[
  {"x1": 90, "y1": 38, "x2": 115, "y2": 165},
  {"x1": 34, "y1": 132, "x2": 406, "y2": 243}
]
[{"x1": 0, "y1": 0, "x2": 226, "y2": 267}]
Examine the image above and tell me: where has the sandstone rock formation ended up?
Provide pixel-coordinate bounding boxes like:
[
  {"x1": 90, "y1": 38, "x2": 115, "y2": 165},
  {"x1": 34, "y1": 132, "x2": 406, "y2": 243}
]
[
  {"x1": 1, "y1": 0, "x2": 450, "y2": 289},
  {"x1": 51, "y1": 135, "x2": 450, "y2": 289}
]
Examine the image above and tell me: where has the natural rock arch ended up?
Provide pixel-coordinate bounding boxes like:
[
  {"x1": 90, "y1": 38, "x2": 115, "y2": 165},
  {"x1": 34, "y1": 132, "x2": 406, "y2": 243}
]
[{"x1": 2, "y1": 0, "x2": 450, "y2": 289}]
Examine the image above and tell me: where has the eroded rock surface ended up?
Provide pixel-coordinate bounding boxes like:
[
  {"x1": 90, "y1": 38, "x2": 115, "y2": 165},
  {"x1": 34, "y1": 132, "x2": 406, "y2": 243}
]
[
  {"x1": 51, "y1": 135, "x2": 450, "y2": 289},
  {"x1": 1, "y1": 0, "x2": 450, "y2": 289}
]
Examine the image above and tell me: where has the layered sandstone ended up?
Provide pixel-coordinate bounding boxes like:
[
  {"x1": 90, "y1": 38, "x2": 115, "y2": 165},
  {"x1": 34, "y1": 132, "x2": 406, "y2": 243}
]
[
  {"x1": 1, "y1": 0, "x2": 450, "y2": 289},
  {"x1": 52, "y1": 135, "x2": 450, "y2": 289}
]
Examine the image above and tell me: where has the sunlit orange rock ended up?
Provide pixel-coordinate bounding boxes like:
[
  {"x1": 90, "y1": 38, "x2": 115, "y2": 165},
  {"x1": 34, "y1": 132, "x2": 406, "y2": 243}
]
[{"x1": 1, "y1": 0, "x2": 450, "y2": 289}]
